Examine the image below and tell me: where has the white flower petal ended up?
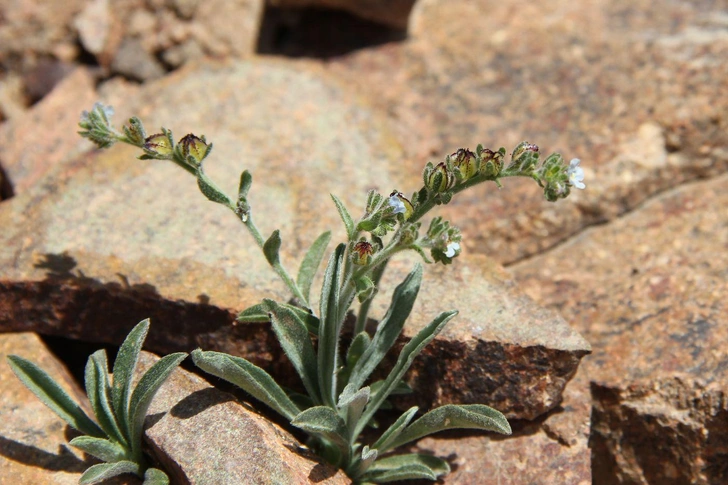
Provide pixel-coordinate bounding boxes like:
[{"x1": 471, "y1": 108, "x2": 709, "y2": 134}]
[{"x1": 387, "y1": 195, "x2": 406, "y2": 214}]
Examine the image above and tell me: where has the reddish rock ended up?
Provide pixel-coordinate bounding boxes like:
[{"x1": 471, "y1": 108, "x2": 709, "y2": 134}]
[
  {"x1": 137, "y1": 352, "x2": 350, "y2": 484},
  {"x1": 324, "y1": 0, "x2": 728, "y2": 264},
  {"x1": 267, "y1": 0, "x2": 416, "y2": 30},
  {"x1": 512, "y1": 174, "x2": 728, "y2": 483},
  {"x1": 0, "y1": 58, "x2": 587, "y2": 420},
  {"x1": 0, "y1": 332, "x2": 139, "y2": 484}
]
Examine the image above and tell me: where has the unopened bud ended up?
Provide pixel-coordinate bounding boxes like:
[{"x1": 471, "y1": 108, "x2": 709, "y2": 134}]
[
  {"x1": 143, "y1": 133, "x2": 174, "y2": 157},
  {"x1": 178, "y1": 134, "x2": 210, "y2": 165},
  {"x1": 425, "y1": 162, "x2": 455, "y2": 193},
  {"x1": 479, "y1": 148, "x2": 504, "y2": 178},
  {"x1": 451, "y1": 148, "x2": 478, "y2": 181},
  {"x1": 352, "y1": 241, "x2": 374, "y2": 265}
]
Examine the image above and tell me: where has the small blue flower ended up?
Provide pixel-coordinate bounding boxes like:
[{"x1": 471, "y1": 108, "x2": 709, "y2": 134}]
[
  {"x1": 387, "y1": 194, "x2": 405, "y2": 214},
  {"x1": 444, "y1": 241, "x2": 460, "y2": 258},
  {"x1": 567, "y1": 158, "x2": 585, "y2": 189}
]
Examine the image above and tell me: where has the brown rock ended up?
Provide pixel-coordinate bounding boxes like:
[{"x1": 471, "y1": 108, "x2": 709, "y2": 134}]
[
  {"x1": 0, "y1": 332, "x2": 139, "y2": 484},
  {"x1": 111, "y1": 38, "x2": 167, "y2": 82},
  {"x1": 512, "y1": 174, "x2": 728, "y2": 483},
  {"x1": 324, "y1": 0, "x2": 728, "y2": 264},
  {"x1": 0, "y1": 58, "x2": 587, "y2": 420},
  {"x1": 267, "y1": 0, "x2": 416, "y2": 30},
  {"x1": 137, "y1": 352, "x2": 350, "y2": 484}
]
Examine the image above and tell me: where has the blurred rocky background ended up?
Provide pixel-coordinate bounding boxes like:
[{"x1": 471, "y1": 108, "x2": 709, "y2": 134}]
[{"x1": 0, "y1": 0, "x2": 726, "y2": 483}]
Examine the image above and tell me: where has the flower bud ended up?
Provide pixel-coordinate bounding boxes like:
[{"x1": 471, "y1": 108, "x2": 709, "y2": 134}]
[
  {"x1": 178, "y1": 134, "x2": 210, "y2": 165},
  {"x1": 478, "y1": 148, "x2": 504, "y2": 178},
  {"x1": 143, "y1": 133, "x2": 174, "y2": 157},
  {"x1": 451, "y1": 148, "x2": 478, "y2": 181},
  {"x1": 352, "y1": 240, "x2": 374, "y2": 265},
  {"x1": 425, "y1": 162, "x2": 454, "y2": 193},
  {"x1": 387, "y1": 191, "x2": 414, "y2": 220},
  {"x1": 508, "y1": 142, "x2": 539, "y2": 173}
]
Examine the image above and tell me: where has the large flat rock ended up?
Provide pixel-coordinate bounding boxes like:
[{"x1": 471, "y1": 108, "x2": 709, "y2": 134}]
[
  {"x1": 512, "y1": 174, "x2": 728, "y2": 484},
  {"x1": 0, "y1": 58, "x2": 588, "y2": 420},
  {"x1": 324, "y1": 0, "x2": 728, "y2": 264}
]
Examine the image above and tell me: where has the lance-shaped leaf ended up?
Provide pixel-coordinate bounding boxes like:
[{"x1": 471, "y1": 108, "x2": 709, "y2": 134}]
[
  {"x1": 79, "y1": 461, "x2": 140, "y2": 485},
  {"x1": 348, "y1": 265, "x2": 422, "y2": 391},
  {"x1": 191, "y1": 349, "x2": 300, "y2": 421},
  {"x1": 85, "y1": 350, "x2": 127, "y2": 445},
  {"x1": 196, "y1": 166, "x2": 234, "y2": 207},
  {"x1": 337, "y1": 384, "x2": 370, "y2": 432},
  {"x1": 238, "y1": 302, "x2": 320, "y2": 335},
  {"x1": 7, "y1": 355, "x2": 104, "y2": 438},
  {"x1": 238, "y1": 169, "x2": 253, "y2": 200},
  {"x1": 263, "y1": 299, "x2": 320, "y2": 404},
  {"x1": 354, "y1": 310, "x2": 457, "y2": 437},
  {"x1": 263, "y1": 229, "x2": 282, "y2": 266},
  {"x1": 291, "y1": 406, "x2": 349, "y2": 459},
  {"x1": 128, "y1": 352, "x2": 187, "y2": 456},
  {"x1": 331, "y1": 194, "x2": 354, "y2": 239},
  {"x1": 386, "y1": 404, "x2": 511, "y2": 450},
  {"x1": 112, "y1": 319, "x2": 150, "y2": 439},
  {"x1": 318, "y1": 244, "x2": 346, "y2": 407},
  {"x1": 362, "y1": 454, "x2": 450, "y2": 483},
  {"x1": 371, "y1": 406, "x2": 419, "y2": 454},
  {"x1": 69, "y1": 436, "x2": 128, "y2": 463},
  {"x1": 297, "y1": 230, "x2": 332, "y2": 302},
  {"x1": 143, "y1": 468, "x2": 170, "y2": 485}
]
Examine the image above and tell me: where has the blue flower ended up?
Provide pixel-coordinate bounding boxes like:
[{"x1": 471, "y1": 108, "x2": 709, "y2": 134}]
[{"x1": 567, "y1": 158, "x2": 585, "y2": 189}]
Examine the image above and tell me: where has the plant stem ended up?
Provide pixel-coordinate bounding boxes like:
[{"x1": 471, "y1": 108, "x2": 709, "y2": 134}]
[{"x1": 354, "y1": 260, "x2": 388, "y2": 335}]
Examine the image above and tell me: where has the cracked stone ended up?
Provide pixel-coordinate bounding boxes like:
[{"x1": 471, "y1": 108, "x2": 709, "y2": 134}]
[
  {"x1": 512, "y1": 174, "x2": 728, "y2": 484},
  {"x1": 323, "y1": 0, "x2": 728, "y2": 265},
  {"x1": 136, "y1": 352, "x2": 349, "y2": 484},
  {"x1": 0, "y1": 58, "x2": 588, "y2": 421}
]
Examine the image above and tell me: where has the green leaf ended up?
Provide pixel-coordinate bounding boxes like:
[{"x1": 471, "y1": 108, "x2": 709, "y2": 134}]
[
  {"x1": 69, "y1": 436, "x2": 127, "y2": 463},
  {"x1": 112, "y1": 319, "x2": 150, "y2": 440},
  {"x1": 348, "y1": 265, "x2": 422, "y2": 392},
  {"x1": 238, "y1": 302, "x2": 320, "y2": 335},
  {"x1": 7, "y1": 355, "x2": 104, "y2": 438},
  {"x1": 191, "y1": 349, "x2": 300, "y2": 420},
  {"x1": 79, "y1": 461, "x2": 140, "y2": 485},
  {"x1": 331, "y1": 194, "x2": 355, "y2": 239},
  {"x1": 338, "y1": 384, "x2": 370, "y2": 431},
  {"x1": 263, "y1": 229, "x2": 282, "y2": 266},
  {"x1": 85, "y1": 350, "x2": 127, "y2": 445},
  {"x1": 371, "y1": 406, "x2": 418, "y2": 454},
  {"x1": 387, "y1": 404, "x2": 511, "y2": 450},
  {"x1": 297, "y1": 230, "x2": 332, "y2": 302},
  {"x1": 318, "y1": 244, "x2": 346, "y2": 407},
  {"x1": 128, "y1": 352, "x2": 187, "y2": 456},
  {"x1": 263, "y1": 299, "x2": 321, "y2": 404},
  {"x1": 354, "y1": 310, "x2": 457, "y2": 437},
  {"x1": 362, "y1": 454, "x2": 450, "y2": 483},
  {"x1": 143, "y1": 468, "x2": 170, "y2": 485},
  {"x1": 238, "y1": 170, "x2": 253, "y2": 200},
  {"x1": 196, "y1": 167, "x2": 234, "y2": 207},
  {"x1": 291, "y1": 406, "x2": 349, "y2": 458}
]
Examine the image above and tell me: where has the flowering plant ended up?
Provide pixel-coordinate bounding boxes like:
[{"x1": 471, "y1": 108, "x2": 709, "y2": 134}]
[{"x1": 15, "y1": 102, "x2": 584, "y2": 484}]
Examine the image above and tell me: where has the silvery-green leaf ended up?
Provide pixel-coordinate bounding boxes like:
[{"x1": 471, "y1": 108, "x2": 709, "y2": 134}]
[
  {"x1": 238, "y1": 302, "x2": 320, "y2": 335},
  {"x1": 128, "y1": 352, "x2": 187, "y2": 456},
  {"x1": 236, "y1": 303, "x2": 272, "y2": 323},
  {"x1": 337, "y1": 384, "x2": 370, "y2": 430},
  {"x1": 371, "y1": 406, "x2": 418, "y2": 454},
  {"x1": 387, "y1": 404, "x2": 511, "y2": 450},
  {"x1": 263, "y1": 229, "x2": 282, "y2": 266},
  {"x1": 356, "y1": 445, "x2": 378, "y2": 476},
  {"x1": 362, "y1": 453, "x2": 449, "y2": 483},
  {"x1": 79, "y1": 461, "x2": 140, "y2": 485},
  {"x1": 7, "y1": 355, "x2": 104, "y2": 438},
  {"x1": 191, "y1": 349, "x2": 300, "y2": 420},
  {"x1": 143, "y1": 467, "x2": 170, "y2": 485},
  {"x1": 69, "y1": 436, "x2": 127, "y2": 463},
  {"x1": 291, "y1": 406, "x2": 349, "y2": 458},
  {"x1": 331, "y1": 195, "x2": 355, "y2": 239},
  {"x1": 346, "y1": 332, "x2": 371, "y2": 368},
  {"x1": 112, "y1": 319, "x2": 150, "y2": 439},
  {"x1": 348, "y1": 266, "x2": 422, "y2": 392},
  {"x1": 354, "y1": 310, "x2": 457, "y2": 437},
  {"x1": 238, "y1": 170, "x2": 253, "y2": 200},
  {"x1": 297, "y1": 230, "x2": 332, "y2": 302},
  {"x1": 85, "y1": 350, "x2": 127, "y2": 445},
  {"x1": 263, "y1": 299, "x2": 320, "y2": 404},
  {"x1": 318, "y1": 244, "x2": 346, "y2": 407},
  {"x1": 196, "y1": 167, "x2": 234, "y2": 207}
]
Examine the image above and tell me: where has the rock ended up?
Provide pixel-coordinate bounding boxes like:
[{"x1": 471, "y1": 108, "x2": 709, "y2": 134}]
[
  {"x1": 266, "y1": 0, "x2": 416, "y2": 30},
  {"x1": 22, "y1": 59, "x2": 76, "y2": 104},
  {"x1": 136, "y1": 352, "x2": 350, "y2": 484},
  {"x1": 0, "y1": 332, "x2": 139, "y2": 484},
  {"x1": 0, "y1": 73, "x2": 28, "y2": 121},
  {"x1": 512, "y1": 174, "x2": 728, "y2": 484},
  {"x1": 0, "y1": 58, "x2": 588, "y2": 420},
  {"x1": 111, "y1": 38, "x2": 167, "y2": 82},
  {"x1": 74, "y1": 0, "x2": 111, "y2": 57},
  {"x1": 323, "y1": 0, "x2": 728, "y2": 264}
]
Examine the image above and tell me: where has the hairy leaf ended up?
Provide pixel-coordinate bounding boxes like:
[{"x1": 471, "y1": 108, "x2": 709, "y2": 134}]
[
  {"x1": 7, "y1": 355, "x2": 103, "y2": 438},
  {"x1": 79, "y1": 461, "x2": 140, "y2": 485},
  {"x1": 331, "y1": 194, "x2": 355, "y2": 239},
  {"x1": 238, "y1": 169, "x2": 253, "y2": 200},
  {"x1": 112, "y1": 319, "x2": 150, "y2": 439},
  {"x1": 143, "y1": 468, "x2": 170, "y2": 485},
  {"x1": 362, "y1": 454, "x2": 449, "y2": 483},
  {"x1": 318, "y1": 244, "x2": 346, "y2": 407},
  {"x1": 238, "y1": 302, "x2": 320, "y2": 335},
  {"x1": 196, "y1": 168, "x2": 234, "y2": 207},
  {"x1": 191, "y1": 349, "x2": 300, "y2": 420},
  {"x1": 297, "y1": 230, "x2": 332, "y2": 302},
  {"x1": 263, "y1": 229, "x2": 282, "y2": 266},
  {"x1": 69, "y1": 436, "x2": 127, "y2": 463},
  {"x1": 371, "y1": 406, "x2": 419, "y2": 454},
  {"x1": 291, "y1": 406, "x2": 349, "y2": 457},
  {"x1": 85, "y1": 350, "x2": 127, "y2": 445}
]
